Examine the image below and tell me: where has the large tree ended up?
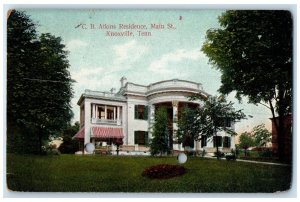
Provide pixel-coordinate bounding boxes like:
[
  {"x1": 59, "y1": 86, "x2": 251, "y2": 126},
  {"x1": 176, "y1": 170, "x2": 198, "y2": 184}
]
[
  {"x1": 7, "y1": 10, "x2": 74, "y2": 154},
  {"x1": 149, "y1": 107, "x2": 170, "y2": 156},
  {"x1": 202, "y1": 10, "x2": 292, "y2": 161},
  {"x1": 176, "y1": 106, "x2": 198, "y2": 149},
  {"x1": 183, "y1": 95, "x2": 246, "y2": 159}
]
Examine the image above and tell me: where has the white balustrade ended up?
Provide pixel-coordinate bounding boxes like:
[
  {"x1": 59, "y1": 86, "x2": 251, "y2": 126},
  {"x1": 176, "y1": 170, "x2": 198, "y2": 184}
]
[
  {"x1": 148, "y1": 79, "x2": 202, "y2": 92},
  {"x1": 91, "y1": 118, "x2": 122, "y2": 125},
  {"x1": 84, "y1": 89, "x2": 124, "y2": 98}
]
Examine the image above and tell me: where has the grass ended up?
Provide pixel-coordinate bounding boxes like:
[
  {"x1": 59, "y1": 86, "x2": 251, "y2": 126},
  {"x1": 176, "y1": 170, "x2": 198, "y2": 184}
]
[
  {"x1": 6, "y1": 154, "x2": 292, "y2": 192},
  {"x1": 236, "y1": 150, "x2": 283, "y2": 163}
]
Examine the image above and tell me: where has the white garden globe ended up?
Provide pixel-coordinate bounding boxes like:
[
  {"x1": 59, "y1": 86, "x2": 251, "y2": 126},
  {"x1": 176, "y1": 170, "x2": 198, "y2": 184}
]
[
  {"x1": 177, "y1": 153, "x2": 187, "y2": 164},
  {"x1": 85, "y1": 143, "x2": 95, "y2": 153}
]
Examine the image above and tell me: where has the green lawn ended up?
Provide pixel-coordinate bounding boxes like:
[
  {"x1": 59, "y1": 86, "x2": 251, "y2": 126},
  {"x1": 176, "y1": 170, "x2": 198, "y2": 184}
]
[{"x1": 6, "y1": 154, "x2": 292, "y2": 192}]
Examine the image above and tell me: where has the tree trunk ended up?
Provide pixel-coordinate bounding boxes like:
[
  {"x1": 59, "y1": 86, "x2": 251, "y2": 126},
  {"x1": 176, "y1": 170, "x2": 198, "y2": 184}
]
[
  {"x1": 277, "y1": 88, "x2": 286, "y2": 162},
  {"x1": 215, "y1": 128, "x2": 220, "y2": 160},
  {"x1": 269, "y1": 87, "x2": 290, "y2": 162}
]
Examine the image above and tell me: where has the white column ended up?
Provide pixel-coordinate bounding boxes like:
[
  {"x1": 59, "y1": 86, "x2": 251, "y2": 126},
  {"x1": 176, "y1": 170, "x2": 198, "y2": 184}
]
[
  {"x1": 84, "y1": 101, "x2": 91, "y2": 148},
  {"x1": 172, "y1": 101, "x2": 178, "y2": 131},
  {"x1": 117, "y1": 106, "x2": 120, "y2": 120},
  {"x1": 104, "y1": 105, "x2": 107, "y2": 120},
  {"x1": 92, "y1": 104, "x2": 96, "y2": 119},
  {"x1": 96, "y1": 105, "x2": 98, "y2": 119},
  {"x1": 172, "y1": 101, "x2": 179, "y2": 151},
  {"x1": 80, "y1": 106, "x2": 83, "y2": 126},
  {"x1": 113, "y1": 107, "x2": 116, "y2": 120},
  {"x1": 149, "y1": 105, "x2": 155, "y2": 138},
  {"x1": 150, "y1": 105, "x2": 155, "y2": 123}
]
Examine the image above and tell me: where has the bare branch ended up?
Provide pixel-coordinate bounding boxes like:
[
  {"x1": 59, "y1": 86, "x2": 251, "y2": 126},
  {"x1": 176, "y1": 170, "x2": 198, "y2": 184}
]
[{"x1": 258, "y1": 102, "x2": 271, "y2": 109}]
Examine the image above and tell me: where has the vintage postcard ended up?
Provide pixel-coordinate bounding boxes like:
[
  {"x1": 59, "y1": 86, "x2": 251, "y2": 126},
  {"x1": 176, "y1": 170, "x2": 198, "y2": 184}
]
[{"x1": 5, "y1": 7, "x2": 294, "y2": 195}]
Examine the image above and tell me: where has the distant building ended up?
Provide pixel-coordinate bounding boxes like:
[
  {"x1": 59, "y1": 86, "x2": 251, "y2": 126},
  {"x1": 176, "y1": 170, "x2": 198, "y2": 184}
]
[
  {"x1": 271, "y1": 114, "x2": 292, "y2": 161},
  {"x1": 73, "y1": 77, "x2": 236, "y2": 155}
]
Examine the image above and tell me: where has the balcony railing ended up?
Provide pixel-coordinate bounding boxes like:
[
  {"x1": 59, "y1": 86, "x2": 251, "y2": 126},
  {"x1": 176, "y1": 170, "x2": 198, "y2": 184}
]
[
  {"x1": 91, "y1": 118, "x2": 122, "y2": 125},
  {"x1": 148, "y1": 79, "x2": 203, "y2": 92},
  {"x1": 84, "y1": 89, "x2": 125, "y2": 99}
]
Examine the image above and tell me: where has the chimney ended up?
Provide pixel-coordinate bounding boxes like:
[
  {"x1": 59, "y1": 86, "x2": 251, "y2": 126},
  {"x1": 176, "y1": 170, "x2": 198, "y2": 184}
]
[
  {"x1": 120, "y1": 76, "x2": 127, "y2": 88},
  {"x1": 110, "y1": 88, "x2": 116, "y2": 94}
]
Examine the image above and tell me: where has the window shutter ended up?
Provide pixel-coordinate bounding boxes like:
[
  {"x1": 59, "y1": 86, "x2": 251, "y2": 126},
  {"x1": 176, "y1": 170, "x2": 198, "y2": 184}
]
[
  {"x1": 144, "y1": 105, "x2": 148, "y2": 120},
  {"x1": 222, "y1": 136, "x2": 231, "y2": 148},
  {"x1": 219, "y1": 136, "x2": 222, "y2": 147},
  {"x1": 201, "y1": 135, "x2": 207, "y2": 148},
  {"x1": 214, "y1": 136, "x2": 222, "y2": 147},
  {"x1": 134, "y1": 131, "x2": 137, "y2": 144},
  {"x1": 213, "y1": 136, "x2": 216, "y2": 147},
  {"x1": 226, "y1": 118, "x2": 231, "y2": 127},
  {"x1": 134, "y1": 105, "x2": 138, "y2": 119}
]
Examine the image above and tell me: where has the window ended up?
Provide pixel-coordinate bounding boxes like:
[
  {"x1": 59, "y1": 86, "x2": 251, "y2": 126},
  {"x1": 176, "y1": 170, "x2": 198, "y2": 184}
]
[
  {"x1": 106, "y1": 106, "x2": 115, "y2": 120},
  {"x1": 223, "y1": 136, "x2": 231, "y2": 148},
  {"x1": 201, "y1": 135, "x2": 207, "y2": 148},
  {"x1": 213, "y1": 136, "x2": 222, "y2": 147},
  {"x1": 134, "y1": 105, "x2": 148, "y2": 120},
  {"x1": 216, "y1": 118, "x2": 232, "y2": 127},
  {"x1": 98, "y1": 106, "x2": 105, "y2": 119},
  {"x1": 225, "y1": 118, "x2": 231, "y2": 127},
  {"x1": 80, "y1": 106, "x2": 84, "y2": 126},
  {"x1": 134, "y1": 131, "x2": 149, "y2": 145}
]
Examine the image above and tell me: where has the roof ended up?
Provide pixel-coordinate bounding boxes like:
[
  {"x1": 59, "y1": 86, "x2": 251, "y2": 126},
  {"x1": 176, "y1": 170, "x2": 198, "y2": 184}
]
[
  {"x1": 91, "y1": 127, "x2": 124, "y2": 138},
  {"x1": 77, "y1": 78, "x2": 210, "y2": 105},
  {"x1": 73, "y1": 127, "x2": 85, "y2": 139},
  {"x1": 77, "y1": 89, "x2": 127, "y2": 105}
]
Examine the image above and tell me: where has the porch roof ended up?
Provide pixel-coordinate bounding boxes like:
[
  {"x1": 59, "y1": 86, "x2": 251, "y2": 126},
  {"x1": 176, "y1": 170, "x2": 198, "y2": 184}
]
[
  {"x1": 73, "y1": 127, "x2": 85, "y2": 139},
  {"x1": 91, "y1": 127, "x2": 124, "y2": 139}
]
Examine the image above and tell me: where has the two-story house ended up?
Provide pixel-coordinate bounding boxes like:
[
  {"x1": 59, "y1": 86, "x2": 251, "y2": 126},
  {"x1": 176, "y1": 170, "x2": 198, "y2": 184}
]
[{"x1": 73, "y1": 77, "x2": 236, "y2": 155}]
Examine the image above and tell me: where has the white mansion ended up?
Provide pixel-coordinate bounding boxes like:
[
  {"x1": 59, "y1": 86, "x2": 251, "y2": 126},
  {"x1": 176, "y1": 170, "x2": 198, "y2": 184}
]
[{"x1": 74, "y1": 77, "x2": 236, "y2": 155}]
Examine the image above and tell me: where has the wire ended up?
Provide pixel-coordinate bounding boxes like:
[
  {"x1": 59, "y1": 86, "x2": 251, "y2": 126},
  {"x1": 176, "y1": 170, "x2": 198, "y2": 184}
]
[{"x1": 23, "y1": 78, "x2": 75, "y2": 83}]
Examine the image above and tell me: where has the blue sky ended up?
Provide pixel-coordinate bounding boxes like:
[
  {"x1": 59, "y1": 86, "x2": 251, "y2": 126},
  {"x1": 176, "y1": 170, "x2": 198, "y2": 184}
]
[{"x1": 23, "y1": 9, "x2": 272, "y2": 133}]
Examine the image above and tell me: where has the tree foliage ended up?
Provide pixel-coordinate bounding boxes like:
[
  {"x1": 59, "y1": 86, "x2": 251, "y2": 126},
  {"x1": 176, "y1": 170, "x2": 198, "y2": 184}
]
[
  {"x1": 150, "y1": 107, "x2": 170, "y2": 156},
  {"x1": 177, "y1": 95, "x2": 246, "y2": 159},
  {"x1": 252, "y1": 124, "x2": 272, "y2": 147},
  {"x1": 238, "y1": 132, "x2": 256, "y2": 156},
  {"x1": 238, "y1": 124, "x2": 272, "y2": 156},
  {"x1": 202, "y1": 10, "x2": 292, "y2": 160},
  {"x1": 189, "y1": 95, "x2": 246, "y2": 137},
  {"x1": 7, "y1": 10, "x2": 74, "y2": 154},
  {"x1": 176, "y1": 106, "x2": 198, "y2": 148}
]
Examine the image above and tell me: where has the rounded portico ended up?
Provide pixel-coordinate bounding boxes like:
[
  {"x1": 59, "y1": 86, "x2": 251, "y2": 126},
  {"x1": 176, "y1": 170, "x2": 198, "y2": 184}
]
[{"x1": 144, "y1": 79, "x2": 209, "y2": 151}]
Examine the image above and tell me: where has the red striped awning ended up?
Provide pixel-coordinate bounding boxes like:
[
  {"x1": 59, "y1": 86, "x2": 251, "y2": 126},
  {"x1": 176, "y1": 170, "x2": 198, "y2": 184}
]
[
  {"x1": 91, "y1": 127, "x2": 124, "y2": 138},
  {"x1": 73, "y1": 127, "x2": 84, "y2": 139}
]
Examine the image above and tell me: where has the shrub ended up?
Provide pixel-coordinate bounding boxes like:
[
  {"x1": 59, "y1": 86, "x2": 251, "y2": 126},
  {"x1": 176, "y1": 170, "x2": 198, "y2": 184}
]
[
  {"x1": 58, "y1": 138, "x2": 79, "y2": 154},
  {"x1": 214, "y1": 151, "x2": 224, "y2": 158},
  {"x1": 186, "y1": 151, "x2": 195, "y2": 156},
  {"x1": 44, "y1": 144, "x2": 61, "y2": 155},
  {"x1": 142, "y1": 164, "x2": 186, "y2": 179},
  {"x1": 201, "y1": 149, "x2": 206, "y2": 157},
  {"x1": 225, "y1": 153, "x2": 236, "y2": 161},
  {"x1": 235, "y1": 148, "x2": 240, "y2": 157},
  {"x1": 258, "y1": 148, "x2": 273, "y2": 158},
  {"x1": 48, "y1": 148, "x2": 61, "y2": 155}
]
